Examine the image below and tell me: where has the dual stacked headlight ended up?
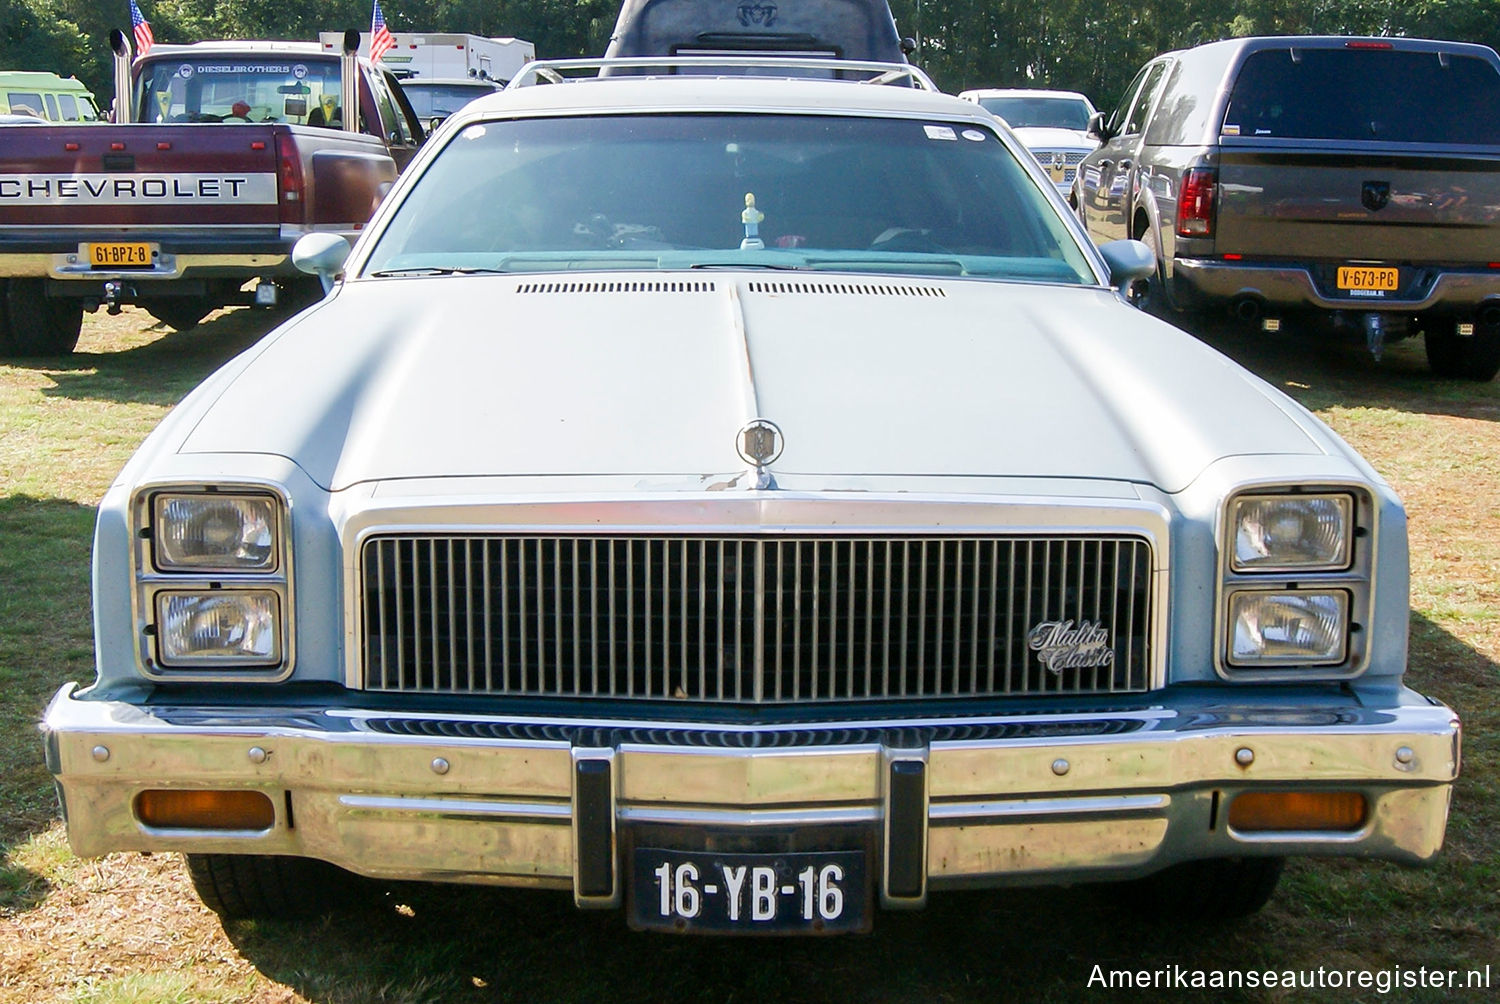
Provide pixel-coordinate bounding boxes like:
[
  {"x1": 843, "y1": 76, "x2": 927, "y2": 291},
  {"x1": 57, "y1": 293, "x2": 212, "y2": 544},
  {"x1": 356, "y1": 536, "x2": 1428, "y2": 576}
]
[
  {"x1": 138, "y1": 489, "x2": 289, "y2": 676},
  {"x1": 1221, "y1": 491, "x2": 1368, "y2": 677}
]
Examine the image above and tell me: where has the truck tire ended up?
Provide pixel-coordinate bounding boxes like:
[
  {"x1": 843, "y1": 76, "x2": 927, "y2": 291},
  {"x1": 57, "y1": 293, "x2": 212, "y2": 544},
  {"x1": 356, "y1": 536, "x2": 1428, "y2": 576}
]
[
  {"x1": 3, "y1": 278, "x2": 83, "y2": 356},
  {"x1": 1425, "y1": 318, "x2": 1500, "y2": 381},
  {"x1": 184, "y1": 853, "x2": 357, "y2": 920},
  {"x1": 142, "y1": 299, "x2": 214, "y2": 332},
  {"x1": 1116, "y1": 856, "x2": 1284, "y2": 921}
]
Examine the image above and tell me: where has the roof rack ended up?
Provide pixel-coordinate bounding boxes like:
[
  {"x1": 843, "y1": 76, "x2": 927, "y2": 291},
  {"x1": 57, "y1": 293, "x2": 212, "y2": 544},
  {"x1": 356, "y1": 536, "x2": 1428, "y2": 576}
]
[{"x1": 508, "y1": 56, "x2": 938, "y2": 91}]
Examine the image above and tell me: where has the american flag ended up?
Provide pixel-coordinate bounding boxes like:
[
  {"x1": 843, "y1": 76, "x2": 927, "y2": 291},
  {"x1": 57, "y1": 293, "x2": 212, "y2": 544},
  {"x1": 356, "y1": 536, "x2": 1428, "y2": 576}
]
[
  {"x1": 129, "y1": 0, "x2": 154, "y2": 57},
  {"x1": 370, "y1": 1, "x2": 395, "y2": 64}
]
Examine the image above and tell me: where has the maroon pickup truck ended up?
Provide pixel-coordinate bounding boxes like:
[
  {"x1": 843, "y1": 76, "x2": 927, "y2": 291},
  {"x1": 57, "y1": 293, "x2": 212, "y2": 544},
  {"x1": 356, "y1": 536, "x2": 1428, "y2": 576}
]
[{"x1": 0, "y1": 35, "x2": 424, "y2": 355}]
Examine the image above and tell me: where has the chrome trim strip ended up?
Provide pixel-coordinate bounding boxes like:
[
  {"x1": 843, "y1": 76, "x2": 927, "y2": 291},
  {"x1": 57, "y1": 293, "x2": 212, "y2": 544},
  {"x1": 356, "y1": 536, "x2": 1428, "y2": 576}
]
[
  {"x1": 617, "y1": 806, "x2": 878, "y2": 827},
  {"x1": 339, "y1": 794, "x2": 571, "y2": 822},
  {"x1": 930, "y1": 793, "x2": 1169, "y2": 823}
]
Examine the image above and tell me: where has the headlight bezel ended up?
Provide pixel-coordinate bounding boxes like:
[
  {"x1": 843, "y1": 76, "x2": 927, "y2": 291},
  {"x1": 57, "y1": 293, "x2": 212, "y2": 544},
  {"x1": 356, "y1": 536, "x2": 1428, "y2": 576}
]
[
  {"x1": 131, "y1": 482, "x2": 294, "y2": 682},
  {"x1": 1215, "y1": 483, "x2": 1374, "y2": 681}
]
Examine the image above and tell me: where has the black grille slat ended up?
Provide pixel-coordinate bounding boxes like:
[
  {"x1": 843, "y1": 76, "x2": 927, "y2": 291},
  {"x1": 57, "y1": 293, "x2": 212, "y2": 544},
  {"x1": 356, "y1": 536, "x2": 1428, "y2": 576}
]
[{"x1": 361, "y1": 534, "x2": 1154, "y2": 703}]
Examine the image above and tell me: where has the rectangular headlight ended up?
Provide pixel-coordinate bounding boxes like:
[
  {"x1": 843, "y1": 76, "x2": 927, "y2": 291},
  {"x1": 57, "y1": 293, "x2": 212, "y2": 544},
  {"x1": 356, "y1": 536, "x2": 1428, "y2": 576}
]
[
  {"x1": 1228, "y1": 591, "x2": 1348, "y2": 666},
  {"x1": 155, "y1": 591, "x2": 282, "y2": 666},
  {"x1": 1231, "y1": 494, "x2": 1352, "y2": 572},
  {"x1": 153, "y1": 493, "x2": 280, "y2": 572}
]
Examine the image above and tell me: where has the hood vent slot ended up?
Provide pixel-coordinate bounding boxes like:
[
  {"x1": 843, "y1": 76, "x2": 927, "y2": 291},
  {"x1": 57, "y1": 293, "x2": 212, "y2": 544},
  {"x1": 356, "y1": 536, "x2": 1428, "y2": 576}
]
[
  {"x1": 516, "y1": 280, "x2": 716, "y2": 294},
  {"x1": 747, "y1": 281, "x2": 946, "y2": 297}
]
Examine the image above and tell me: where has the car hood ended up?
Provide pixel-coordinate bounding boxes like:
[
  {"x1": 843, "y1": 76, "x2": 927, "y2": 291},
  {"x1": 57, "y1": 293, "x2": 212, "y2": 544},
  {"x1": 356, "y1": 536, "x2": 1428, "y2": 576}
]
[
  {"x1": 1012, "y1": 126, "x2": 1095, "y2": 150},
  {"x1": 179, "y1": 273, "x2": 1327, "y2": 493}
]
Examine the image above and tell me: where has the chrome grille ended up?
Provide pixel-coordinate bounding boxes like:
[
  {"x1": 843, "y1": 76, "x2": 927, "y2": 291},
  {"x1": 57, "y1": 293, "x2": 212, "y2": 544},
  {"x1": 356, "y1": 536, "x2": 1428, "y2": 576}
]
[{"x1": 360, "y1": 535, "x2": 1153, "y2": 703}]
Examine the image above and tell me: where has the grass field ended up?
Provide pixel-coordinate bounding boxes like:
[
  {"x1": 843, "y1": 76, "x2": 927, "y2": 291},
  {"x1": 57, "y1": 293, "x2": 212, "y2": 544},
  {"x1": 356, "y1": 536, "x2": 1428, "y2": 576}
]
[{"x1": 1, "y1": 306, "x2": 1496, "y2": 1003}]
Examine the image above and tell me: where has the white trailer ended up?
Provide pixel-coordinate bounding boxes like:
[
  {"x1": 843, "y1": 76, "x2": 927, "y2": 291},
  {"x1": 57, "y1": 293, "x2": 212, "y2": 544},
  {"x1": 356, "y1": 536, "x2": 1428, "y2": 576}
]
[{"x1": 319, "y1": 32, "x2": 535, "y2": 83}]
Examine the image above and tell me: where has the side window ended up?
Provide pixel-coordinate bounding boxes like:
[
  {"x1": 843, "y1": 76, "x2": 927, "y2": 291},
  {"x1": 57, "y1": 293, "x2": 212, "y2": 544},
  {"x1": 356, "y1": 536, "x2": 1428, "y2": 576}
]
[
  {"x1": 1125, "y1": 62, "x2": 1168, "y2": 136},
  {"x1": 43, "y1": 93, "x2": 59, "y2": 120},
  {"x1": 1106, "y1": 67, "x2": 1150, "y2": 136},
  {"x1": 369, "y1": 72, "x2": 407, "y2": 144},
  {"x1": 57, "y1": 93, "x2": 78, "y2": 120},
  {"x1": 7, "y1": 92, "x2": 44, "y2": 117}
]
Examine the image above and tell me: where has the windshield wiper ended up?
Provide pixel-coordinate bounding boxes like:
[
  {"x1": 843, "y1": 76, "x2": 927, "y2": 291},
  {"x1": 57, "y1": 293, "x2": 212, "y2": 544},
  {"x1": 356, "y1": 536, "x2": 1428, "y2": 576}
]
[
  {"x1": 687, "y1": 261, "x2": 807, "y2": 271},
  {"x1": 367, "y1": 266, "x2": 510, "y2": 278}
]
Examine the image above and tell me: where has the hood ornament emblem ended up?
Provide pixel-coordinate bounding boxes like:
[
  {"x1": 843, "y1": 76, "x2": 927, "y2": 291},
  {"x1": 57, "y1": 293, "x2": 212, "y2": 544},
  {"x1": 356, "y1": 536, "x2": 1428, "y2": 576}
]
[{"x1": 736, "y1": 419, "x2": 783, "y2": 490}]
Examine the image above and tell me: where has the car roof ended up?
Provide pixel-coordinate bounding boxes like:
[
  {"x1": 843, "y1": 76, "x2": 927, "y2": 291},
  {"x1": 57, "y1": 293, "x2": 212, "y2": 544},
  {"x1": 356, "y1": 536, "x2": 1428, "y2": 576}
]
[
  {"x1": 474, "y1": 70, "x2": 992, "y2": 124},
  {"x1": 143, "y1": 41, "x2": 330, "y2": 57}
]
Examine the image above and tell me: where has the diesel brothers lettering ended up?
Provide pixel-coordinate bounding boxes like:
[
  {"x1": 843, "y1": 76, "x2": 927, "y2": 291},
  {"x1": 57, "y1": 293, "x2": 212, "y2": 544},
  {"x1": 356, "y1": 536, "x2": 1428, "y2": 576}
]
[
  {"x1": 0, "y1": 177, "x2": 250, "y2": 200},
  {"x1": 1027, "y1": 619, "x2": 1115, "y2": 674}
]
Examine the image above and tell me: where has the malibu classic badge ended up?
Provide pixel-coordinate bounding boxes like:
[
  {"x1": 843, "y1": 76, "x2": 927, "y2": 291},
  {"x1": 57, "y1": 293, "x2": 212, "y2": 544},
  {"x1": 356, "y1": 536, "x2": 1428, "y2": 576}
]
[{"x1": 1027, "y1": 619, "x2": 1115, "y2": 673}]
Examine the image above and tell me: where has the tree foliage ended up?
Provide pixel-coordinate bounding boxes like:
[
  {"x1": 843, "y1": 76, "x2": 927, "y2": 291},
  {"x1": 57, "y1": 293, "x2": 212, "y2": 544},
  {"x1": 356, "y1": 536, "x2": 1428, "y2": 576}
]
[{"x1": 2, "y1": 1, "x2": 1496, "y2": 113}]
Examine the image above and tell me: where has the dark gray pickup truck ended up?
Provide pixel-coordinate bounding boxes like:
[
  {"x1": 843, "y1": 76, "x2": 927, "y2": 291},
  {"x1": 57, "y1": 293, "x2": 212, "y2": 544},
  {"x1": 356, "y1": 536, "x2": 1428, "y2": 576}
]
[{"x1": 1075, "y1": 36, "x2": 1500, "y2": 380}]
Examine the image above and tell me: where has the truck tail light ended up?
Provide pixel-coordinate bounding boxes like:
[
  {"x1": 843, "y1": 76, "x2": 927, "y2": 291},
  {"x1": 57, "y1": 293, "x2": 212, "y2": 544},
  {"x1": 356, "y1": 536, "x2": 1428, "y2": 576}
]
[
  {"x1": 276, "y1": 132, "x2": 304, "y2": 225},
  {"x1": 1176, "y1": 167, "x2": 1217, "y2": 237}
]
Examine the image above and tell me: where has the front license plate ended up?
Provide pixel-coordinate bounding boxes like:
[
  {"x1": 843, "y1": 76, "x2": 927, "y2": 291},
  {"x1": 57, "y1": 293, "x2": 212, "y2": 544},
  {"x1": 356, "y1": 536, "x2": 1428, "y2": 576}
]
[
  {"x1": 88, "y1": 242, "x2": 154, "y2": 268},
  {"x1": 632, "y1": 848, "x2": 867, "y2": 934},
  {"x1": 1336, "y1": 265, "x2": 1398, "y2": 292}
]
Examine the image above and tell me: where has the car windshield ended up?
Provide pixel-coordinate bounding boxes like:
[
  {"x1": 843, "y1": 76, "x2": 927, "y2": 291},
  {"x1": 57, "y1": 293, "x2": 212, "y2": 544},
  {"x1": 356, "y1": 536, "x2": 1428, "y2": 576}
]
[
  {"x1": 363, "y1": 113, "x2": 1096, "y2": 283},
  {"x1": 401, "y1": 82, "x2": 497, "y2": 118},
  {"x1": 978, "y1": 97, "x2": 1092, "y2": 131},
  {"x1": 135, "y1": 57, "x2": 342, "y2": 125}
]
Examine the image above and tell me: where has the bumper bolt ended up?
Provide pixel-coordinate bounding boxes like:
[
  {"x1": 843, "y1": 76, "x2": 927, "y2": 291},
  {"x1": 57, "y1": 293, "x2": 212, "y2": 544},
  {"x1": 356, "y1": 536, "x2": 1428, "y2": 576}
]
[
  {"x1": 1395, "y1": 746, "x2": 1415, "y2": 766},
  {"x1": 1051, "y1": 758, "x2": 1070, "y2": 776},
  {"x1": 1235, "y1": 747, "x2": 1255, "y2": 767},
  {"x1": 247, "y1": 747, "x2": 268, "y2": 764},
  {"x1": 431, "y1": 757, "x2": 451, "y2": 775},
  {"x1": 91, "y1": 745, "x2": 110, "y2": 763}
]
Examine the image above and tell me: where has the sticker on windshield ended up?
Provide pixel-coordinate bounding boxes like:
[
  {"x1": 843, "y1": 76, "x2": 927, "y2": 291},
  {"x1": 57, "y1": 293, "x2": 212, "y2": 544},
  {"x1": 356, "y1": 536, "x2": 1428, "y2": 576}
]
[
  {"x1": 293, "y1": 64, "x2": 308, "y2": 79},
  {"x1": 961, "y1": 129, "x2": 986, "y2": 142},
  {"x1": 1222, "y1": 124, "x2": 1241, "y2": 136},
  {"x1": 461, "y1": 124, "x2": 487, "y2": 141},
  {"x1": 178, "y1": 64, "x2": 194, "y2": 79},
  {"x1": 923, "y1": 125, "x2": 958, "y2": 141}
]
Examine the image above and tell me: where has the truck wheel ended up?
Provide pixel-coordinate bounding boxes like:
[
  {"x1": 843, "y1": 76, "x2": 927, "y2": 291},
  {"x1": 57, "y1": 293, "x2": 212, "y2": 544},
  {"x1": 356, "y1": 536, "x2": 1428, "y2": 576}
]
[
  {"x1": 1425, "y1": 319, "x2": 1500, "y2": 381},
  {"x1": 1116, "y1": 856, "x2": 1284, "y2": 921},
  {"x1": 3, "y1": 278, "x2": 83, "y2": 356},
  {"x1": 143, "y1": 299, "x2": 214, "y2": 332},
  {"x1": 184, "y1": 853, "x2": 357, "y2": 920},
  {"x1": 1132, "y1": 223, "x2": 1174, "y2": 320}
]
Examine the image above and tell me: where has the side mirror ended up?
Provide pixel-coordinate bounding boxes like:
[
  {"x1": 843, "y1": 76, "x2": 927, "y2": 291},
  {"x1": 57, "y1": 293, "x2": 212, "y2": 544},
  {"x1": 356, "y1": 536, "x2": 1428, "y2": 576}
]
[
  {"x1": 292, "y1": 233, "x2": 352, "y2": 293},
  {"x1": 1098, "y1": 239, "x2": 1155, "y2": 290},
  {"x1": 1087, "y1": 112, "x2": 1110, "y2": 141}
]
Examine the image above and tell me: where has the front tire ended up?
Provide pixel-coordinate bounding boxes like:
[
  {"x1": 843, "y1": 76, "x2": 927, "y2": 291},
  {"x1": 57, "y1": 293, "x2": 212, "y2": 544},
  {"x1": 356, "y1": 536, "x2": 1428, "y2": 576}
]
[
  {"x1": 1425, "y1": 317, "x2": 1500, "y2": 381},
  {"x1": 1115, "y1": 857, "x2": 1284, "y2": 921},
  {"x1": 3, "y1": 278, "x2": 83, "y2": 356},
  {"x1": 185, "y1": 853, "x2": 357, "y2": 920}
]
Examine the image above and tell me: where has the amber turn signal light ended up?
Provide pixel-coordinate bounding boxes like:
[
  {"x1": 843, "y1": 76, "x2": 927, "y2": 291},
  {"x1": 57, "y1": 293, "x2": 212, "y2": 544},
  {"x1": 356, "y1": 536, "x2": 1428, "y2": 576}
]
[
  {"x1": 135, "y1": 789, "x2": 276, "y2": 830},
  {"x1": 1228, "y1": 791, "x2": 1367, "y2": 832}
]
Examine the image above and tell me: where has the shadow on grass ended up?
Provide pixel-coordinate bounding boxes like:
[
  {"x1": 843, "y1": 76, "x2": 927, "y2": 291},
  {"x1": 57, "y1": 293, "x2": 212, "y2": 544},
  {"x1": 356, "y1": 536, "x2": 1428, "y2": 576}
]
[
  {"x1": 1176, "y1": 312, "x2": 1500, "y2": 423},
  {"x1": 25, "y1": 308, "x2": 289, "y2": 408},
  {"x1": 0, "y1": 494, "x2": 99, "y2": 911}
]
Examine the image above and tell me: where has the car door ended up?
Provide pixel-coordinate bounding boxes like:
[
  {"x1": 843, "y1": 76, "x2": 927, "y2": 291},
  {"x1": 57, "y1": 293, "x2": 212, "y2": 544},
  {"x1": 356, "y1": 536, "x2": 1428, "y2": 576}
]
[{"x1": 1080, "y1": 61, "x2": 1169, "y2": 244}]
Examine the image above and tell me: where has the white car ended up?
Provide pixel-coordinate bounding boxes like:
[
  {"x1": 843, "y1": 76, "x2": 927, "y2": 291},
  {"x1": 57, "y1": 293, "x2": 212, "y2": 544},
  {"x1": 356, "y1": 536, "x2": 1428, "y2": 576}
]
[
  {"x1": 42, "y1": 54, "x2": 1457, "y2": 936},
  {"x1": 959, "y1": 88, "x2": 1099, "y2": 197}
]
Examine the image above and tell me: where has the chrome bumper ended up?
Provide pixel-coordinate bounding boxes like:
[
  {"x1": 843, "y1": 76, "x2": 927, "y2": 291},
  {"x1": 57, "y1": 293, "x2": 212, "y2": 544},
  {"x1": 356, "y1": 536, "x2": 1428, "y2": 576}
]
[
  {"x1": 1172, "y1": 258, "x2": 1500, "y2": 313},
  {"x1": 42, "y1": 684, "x2": 1459, "y2": 909}
]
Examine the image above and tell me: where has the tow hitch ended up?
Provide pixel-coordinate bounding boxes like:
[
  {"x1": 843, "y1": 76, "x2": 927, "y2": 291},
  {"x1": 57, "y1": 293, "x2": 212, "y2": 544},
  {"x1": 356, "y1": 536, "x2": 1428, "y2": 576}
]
[{"x1": 1363, "y1": 313, "x2": 1388, "y2": 361}]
